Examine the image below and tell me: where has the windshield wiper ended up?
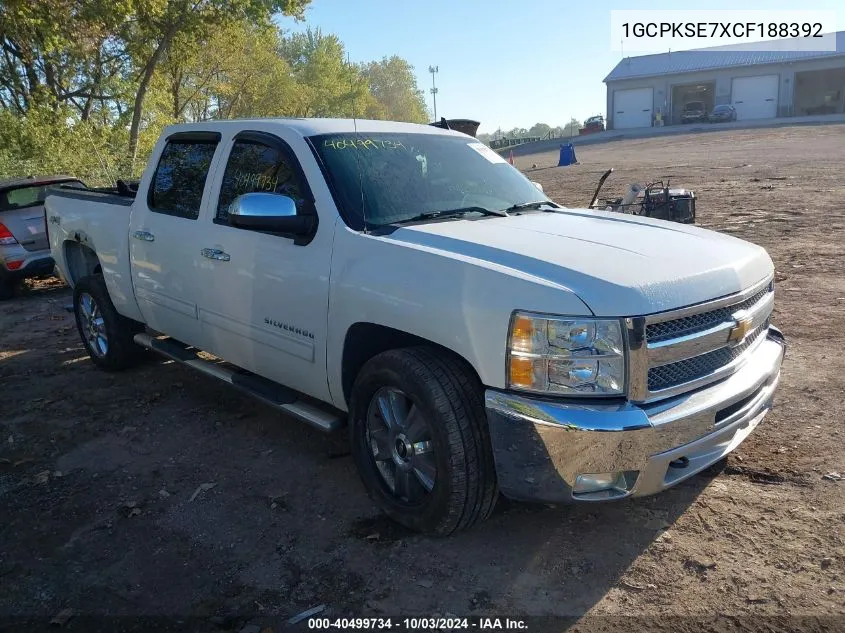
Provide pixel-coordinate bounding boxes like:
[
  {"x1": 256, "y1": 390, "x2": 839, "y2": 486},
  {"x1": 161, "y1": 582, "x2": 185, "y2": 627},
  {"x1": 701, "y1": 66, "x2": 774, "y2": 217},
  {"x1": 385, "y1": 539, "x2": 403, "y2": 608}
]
[
  {"x1": 503, "y1": 200, "x2": 561, "y2": 213},
  {"x1": 392, "y1": 206, "x2": 508, "y2": 225}
]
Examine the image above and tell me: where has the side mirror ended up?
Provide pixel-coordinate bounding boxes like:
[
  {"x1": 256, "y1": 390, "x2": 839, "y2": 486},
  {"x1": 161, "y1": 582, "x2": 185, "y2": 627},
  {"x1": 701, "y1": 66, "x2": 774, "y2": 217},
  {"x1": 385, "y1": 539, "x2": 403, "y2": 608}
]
[
  {"x1": 531, "y1": 181, "x2": 544, "y2": 193},
  {"x1": 228, "y1": 192, "x2": 315, "y2": 235}
]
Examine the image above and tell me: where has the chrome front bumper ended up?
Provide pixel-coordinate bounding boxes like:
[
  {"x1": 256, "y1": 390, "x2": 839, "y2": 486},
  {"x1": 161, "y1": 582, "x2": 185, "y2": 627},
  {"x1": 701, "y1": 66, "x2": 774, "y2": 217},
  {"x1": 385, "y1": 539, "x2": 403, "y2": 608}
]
[{"x1": 485, "y1": 327, "x2": 786, "y2": 503}]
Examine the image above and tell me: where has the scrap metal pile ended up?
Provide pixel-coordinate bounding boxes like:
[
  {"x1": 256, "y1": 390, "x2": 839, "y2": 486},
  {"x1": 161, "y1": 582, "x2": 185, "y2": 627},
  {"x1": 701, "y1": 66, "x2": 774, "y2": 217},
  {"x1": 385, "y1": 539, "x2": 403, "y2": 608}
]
[{"x1": 588, "y1": 168, "x2": 696, "y2": 224}]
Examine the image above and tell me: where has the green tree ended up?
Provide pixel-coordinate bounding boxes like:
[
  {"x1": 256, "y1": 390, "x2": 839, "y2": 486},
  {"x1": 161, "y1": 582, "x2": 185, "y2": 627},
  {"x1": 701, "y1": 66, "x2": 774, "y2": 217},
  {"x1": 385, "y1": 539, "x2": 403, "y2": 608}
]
[
  {"x1": 563, "y1": 117, "x2": 582, "y2": 136},
  {"x1": 0, "y1": 0, "x2": 132, "y2": 116},
  {"x1": 0, "y1": 106, "x2": 127, "y2": 183},
  {"x1": 1, "y1": 8, "x2": 436, "y2": 182},
  {"x1": 476, "y1": 132, "x2": 492, "y2": 145},
  {"x1": 361, "y1": 56, "x2": 428, "y2": 123},
  {"x1": 278, "y1": 27, "x2": 368, "y2": 118},
  {"x1": 123, "y1": 0, "x2": 310, "y2": 167},
  {"x1": 214, "y1": 25, "x2": 300, "y2": 119},
  {"x1": 527, "y1": 122, "x2": 551, "y2": 138},
  {"x1": 154, "y1": 21, "x2": 298, "y2": 123}
]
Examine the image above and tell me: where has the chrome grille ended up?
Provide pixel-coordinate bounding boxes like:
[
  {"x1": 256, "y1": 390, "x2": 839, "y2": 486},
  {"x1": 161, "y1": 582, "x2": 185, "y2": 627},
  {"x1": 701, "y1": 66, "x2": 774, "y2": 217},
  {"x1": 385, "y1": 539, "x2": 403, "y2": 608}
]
[
  {"x1": 631, "y1": 278, "x2": 776, "y2": 402},
  {"x1": 647, "y1": 319, "x2": 769, "y2": 391},
  {"x1": 646, "y1": 287, "x2": 769, "y2": 343}
]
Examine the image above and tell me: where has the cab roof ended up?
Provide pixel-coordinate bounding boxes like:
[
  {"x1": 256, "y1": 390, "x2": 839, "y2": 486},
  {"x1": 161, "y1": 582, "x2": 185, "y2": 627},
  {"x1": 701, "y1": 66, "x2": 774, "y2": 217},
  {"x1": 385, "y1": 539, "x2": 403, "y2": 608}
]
[{"x1": 162, "y1": 118, "x2": 470, "y2": 139}]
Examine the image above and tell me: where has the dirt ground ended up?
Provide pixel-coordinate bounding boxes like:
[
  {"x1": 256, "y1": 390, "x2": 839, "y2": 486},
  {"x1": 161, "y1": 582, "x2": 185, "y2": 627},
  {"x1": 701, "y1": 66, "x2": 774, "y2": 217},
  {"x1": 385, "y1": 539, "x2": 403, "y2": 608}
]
[{"x1": 1, "y1": 125, "x2": 844, "y2": 633}]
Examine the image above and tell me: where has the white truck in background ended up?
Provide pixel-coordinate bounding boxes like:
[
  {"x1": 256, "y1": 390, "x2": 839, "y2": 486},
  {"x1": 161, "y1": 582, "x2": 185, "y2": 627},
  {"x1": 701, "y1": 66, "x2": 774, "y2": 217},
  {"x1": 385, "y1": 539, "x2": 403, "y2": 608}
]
[{"x1": 46, "y1": 118, "x2": 785, "y2": 535}]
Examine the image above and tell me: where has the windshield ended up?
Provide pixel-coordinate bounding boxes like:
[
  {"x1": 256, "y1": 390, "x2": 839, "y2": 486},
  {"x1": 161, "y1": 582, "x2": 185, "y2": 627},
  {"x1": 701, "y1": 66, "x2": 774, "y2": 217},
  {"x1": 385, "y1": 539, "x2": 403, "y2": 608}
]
[
  {"x1": 310, "y1": 133, "x2": 550, "y2": 227},
  {"x1": 684, "y1": 102, "x2": 704, "y2": 111}
]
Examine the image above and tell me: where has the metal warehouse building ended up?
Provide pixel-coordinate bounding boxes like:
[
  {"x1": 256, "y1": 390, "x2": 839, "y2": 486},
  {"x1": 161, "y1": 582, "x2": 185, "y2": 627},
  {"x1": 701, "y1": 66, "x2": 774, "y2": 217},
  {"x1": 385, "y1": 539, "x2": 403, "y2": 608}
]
[{"x1": 604, "y1": 32, "x2": 845, "y2": 129}]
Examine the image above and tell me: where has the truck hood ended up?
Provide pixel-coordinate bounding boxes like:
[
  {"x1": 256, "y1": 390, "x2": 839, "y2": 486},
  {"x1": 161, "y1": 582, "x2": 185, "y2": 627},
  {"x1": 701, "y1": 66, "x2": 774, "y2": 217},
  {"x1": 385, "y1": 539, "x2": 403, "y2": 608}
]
[{"x1": 385, "y1": 209, "x2": 773, "y2": 316}]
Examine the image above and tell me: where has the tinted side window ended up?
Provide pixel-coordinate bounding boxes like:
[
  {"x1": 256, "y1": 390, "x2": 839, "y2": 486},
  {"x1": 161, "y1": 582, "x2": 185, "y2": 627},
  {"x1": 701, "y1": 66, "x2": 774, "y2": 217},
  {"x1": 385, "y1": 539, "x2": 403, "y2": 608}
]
[
  {"x1": 216, "y1": 140, "x2": 305, "y2": 223},
  {"x1": 150, "y1": 140, "x2": 217, "y2": 219}
]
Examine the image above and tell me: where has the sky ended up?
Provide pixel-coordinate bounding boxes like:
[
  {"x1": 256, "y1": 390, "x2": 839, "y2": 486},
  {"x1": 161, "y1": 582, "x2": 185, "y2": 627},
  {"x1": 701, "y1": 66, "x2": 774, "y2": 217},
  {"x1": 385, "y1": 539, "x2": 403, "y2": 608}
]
[{"x1": 277, "y1": 0, "x2": 845, "y2": 134}]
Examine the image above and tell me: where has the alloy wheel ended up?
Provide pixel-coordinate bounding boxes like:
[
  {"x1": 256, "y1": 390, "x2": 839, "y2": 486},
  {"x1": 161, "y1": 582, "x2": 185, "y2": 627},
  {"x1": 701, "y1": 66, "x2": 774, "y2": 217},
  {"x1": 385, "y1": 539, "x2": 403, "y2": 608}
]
[
  {"x1": 78, "y1": 292, "x2": 108, "y2": 358},
  {"x1": 366, "y1": 387, "x2": 437, "y2": 503}
]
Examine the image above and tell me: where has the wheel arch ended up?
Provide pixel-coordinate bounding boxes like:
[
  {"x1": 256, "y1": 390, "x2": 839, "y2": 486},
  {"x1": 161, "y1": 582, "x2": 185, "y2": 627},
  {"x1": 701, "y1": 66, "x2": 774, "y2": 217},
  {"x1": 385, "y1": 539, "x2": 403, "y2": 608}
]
[
  {"x1": 63, "y1": 240, "x2": 102, "y2": 287},
  {"x1": 340, "y1": 322, "x2": 484, "y2": 407}
]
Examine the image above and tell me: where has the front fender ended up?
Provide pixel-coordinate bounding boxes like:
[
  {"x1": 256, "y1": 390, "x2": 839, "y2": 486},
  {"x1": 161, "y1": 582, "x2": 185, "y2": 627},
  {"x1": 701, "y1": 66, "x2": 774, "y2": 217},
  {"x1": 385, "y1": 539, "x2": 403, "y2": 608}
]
[{"x1": 325, "y1": 223, "x2": 591, "y2": 409}]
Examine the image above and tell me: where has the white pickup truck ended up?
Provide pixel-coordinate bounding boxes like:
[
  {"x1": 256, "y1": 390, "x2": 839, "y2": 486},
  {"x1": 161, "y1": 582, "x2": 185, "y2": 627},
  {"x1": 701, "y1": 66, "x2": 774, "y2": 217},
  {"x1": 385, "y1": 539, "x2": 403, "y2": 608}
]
[{"x1": 46, "y1": 118, "x2": 785, "y2": 535}]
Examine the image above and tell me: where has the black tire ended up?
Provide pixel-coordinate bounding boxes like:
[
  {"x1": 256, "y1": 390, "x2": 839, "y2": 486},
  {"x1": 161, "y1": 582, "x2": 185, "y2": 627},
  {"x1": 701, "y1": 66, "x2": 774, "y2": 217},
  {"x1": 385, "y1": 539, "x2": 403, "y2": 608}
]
[
  {"x1": 73, "y1": 274, "x2": 143, "y2": 371},
  {"x1": 349, "y1": 347, "x2": 498, "y2": 535},
  {"x1": 0, "y1": 279, "x2": 14, "y2": 300}
]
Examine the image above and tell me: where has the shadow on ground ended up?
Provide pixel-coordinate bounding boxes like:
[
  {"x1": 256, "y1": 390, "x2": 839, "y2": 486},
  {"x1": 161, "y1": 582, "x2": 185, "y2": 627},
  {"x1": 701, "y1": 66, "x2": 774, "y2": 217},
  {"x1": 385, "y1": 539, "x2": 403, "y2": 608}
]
[{"x1": 0, "y1": 313, "x2": 716, "y2": 631}]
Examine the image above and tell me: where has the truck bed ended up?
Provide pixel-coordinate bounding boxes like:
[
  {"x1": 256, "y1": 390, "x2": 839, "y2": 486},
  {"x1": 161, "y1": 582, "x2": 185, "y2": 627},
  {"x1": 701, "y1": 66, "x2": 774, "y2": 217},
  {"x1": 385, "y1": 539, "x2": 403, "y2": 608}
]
[
  {"x1": 49, "y1": 183, "x2": 136, "y2": 207},
  {"x1": 46, "y1": 185, "x2": 143, "y2": 322}
]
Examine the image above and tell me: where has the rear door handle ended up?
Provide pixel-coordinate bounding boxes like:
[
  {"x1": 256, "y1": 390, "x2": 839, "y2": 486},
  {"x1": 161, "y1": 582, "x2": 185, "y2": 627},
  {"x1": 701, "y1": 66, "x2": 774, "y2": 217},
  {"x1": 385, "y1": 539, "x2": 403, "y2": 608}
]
[
  {"x1": 132, "y1": 230, "x2": 155, "y2": 242},
  {"x1": 201, "y1": 248, "x2": 230, "y2": 262}
]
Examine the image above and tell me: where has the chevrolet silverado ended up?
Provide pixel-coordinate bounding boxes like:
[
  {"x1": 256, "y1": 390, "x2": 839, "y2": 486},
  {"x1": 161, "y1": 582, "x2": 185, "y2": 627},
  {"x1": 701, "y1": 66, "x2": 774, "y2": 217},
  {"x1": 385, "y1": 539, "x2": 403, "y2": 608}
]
[{"x1": 45, "y1": 118, "x2": 785, "y2": 534}]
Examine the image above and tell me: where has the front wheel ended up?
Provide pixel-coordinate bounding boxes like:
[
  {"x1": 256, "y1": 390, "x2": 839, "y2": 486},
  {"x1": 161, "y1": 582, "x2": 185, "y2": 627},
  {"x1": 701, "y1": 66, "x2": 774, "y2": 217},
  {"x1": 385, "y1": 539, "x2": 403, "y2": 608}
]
[
  {"x1": 349, "y1": 347, "x2": 498, "y2": 535},
  {"x1": 73, "y1": 274, "x2": 143, "y2": 371}
]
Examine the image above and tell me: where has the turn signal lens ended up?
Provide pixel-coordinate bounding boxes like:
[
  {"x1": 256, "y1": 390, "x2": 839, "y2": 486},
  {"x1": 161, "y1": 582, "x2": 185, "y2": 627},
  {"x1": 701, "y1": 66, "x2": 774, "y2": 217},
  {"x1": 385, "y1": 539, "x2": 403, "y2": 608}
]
[
  {"x1": 510, "y1": 315, "x2": 542, "y2": 354},
  {"x1": 511, "y1": 315, "x2": 534, "y2": 341},
  {"x1": 508, "y1": 355, "x2": 537, "y2": 388}
]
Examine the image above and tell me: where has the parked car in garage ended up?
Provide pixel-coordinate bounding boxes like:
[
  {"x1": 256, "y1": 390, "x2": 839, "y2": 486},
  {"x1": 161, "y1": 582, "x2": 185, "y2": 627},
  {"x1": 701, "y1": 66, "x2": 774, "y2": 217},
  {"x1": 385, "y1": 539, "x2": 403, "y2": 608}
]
[
  {"x1": 0, "y1": 176, "x2": 85, "y2": 299},
  {"x1": 681, "y1": 101, "x2": 708, "y2": 124},
  {"x1": 708, "y1": 104, "x2": 738, "y2": 123}
]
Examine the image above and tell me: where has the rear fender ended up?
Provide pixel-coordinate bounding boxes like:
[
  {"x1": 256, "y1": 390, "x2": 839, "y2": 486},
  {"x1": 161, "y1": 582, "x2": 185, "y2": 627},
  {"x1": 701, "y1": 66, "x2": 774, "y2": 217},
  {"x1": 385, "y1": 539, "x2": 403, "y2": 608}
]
[
  {"x1": 63, "y1": 240, "x2": 101, "y2": 286},
  {"x1": 62, "y1": 237, "x2": 144, "y2": 322}
]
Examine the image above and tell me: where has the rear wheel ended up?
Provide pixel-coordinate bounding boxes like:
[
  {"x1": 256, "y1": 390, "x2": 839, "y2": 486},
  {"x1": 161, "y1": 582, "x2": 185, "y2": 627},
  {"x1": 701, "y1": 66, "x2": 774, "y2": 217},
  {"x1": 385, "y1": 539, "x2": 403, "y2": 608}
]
[
  {"x1": 73, "y1": 274, "x2": 143, "y2": 371},
  {"x1": 349, "y1": 347, "x2": 497, "y2": 535}
]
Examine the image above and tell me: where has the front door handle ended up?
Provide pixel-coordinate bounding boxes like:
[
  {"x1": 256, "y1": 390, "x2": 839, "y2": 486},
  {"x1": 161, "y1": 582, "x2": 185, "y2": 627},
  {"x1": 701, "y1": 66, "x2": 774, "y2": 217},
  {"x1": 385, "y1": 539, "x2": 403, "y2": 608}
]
[
  {"x1": 201, "y1": 247, "x2": 230, "y2": 262},
  {"x1": 132, "y1": 230, "x2": 155, "y2": 242}
]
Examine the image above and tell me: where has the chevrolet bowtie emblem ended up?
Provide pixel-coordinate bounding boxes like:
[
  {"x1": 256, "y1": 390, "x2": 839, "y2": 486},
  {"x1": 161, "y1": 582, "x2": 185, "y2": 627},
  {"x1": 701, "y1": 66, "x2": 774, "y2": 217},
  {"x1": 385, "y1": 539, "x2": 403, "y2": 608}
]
[{"x1": 728, "y1": 314, "x2": 753, "y2": 342}]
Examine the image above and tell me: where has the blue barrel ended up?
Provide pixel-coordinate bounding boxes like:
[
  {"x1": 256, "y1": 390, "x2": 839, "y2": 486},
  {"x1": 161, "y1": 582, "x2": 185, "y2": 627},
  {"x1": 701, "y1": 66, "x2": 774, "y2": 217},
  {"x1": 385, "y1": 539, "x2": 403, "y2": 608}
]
[{"x1": 558, "y1": 143, "x2": 577, "y2": 167}]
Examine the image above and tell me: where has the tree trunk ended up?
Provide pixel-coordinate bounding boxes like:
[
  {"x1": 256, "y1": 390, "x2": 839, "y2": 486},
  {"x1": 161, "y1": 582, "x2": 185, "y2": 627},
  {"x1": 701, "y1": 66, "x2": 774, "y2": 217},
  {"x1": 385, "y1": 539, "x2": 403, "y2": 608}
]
[
  {"x1": 81, "y1": 95, "x2": 94, "y2": 121},
  {"x1": 128, "y1": 59, "x2": 159, "y2": 171},
  {"x1": 172, "y1": 69, "x2": 181, "y2": 120},
  {"x1": 81, "y1": 47, "x2": 102, "y2": 121},
  {"x1": 2, "y1": 41, "x2": 30, "y2": 111},
  {"x1": 128, "y1": 29, "x2": 177, "y2": 171}
]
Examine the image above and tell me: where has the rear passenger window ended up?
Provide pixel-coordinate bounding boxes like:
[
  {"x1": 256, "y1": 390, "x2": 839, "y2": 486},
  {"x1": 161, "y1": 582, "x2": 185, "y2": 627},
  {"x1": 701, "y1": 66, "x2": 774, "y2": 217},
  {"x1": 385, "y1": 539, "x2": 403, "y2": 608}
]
[
  {"x1": 3, "y1": 186, "x2": 42, "y2": 208},
  {"x1": 216, "y1": 139, "x2": 306, "y2": 224},
  {"x1": 149, "y1": 140, "x2": 217, "y2": 219}
]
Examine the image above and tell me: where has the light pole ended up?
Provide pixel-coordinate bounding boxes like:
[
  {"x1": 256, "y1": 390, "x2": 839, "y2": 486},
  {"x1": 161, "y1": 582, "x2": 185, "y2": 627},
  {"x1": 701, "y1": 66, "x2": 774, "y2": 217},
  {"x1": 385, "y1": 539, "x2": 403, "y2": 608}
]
[{"x1": 428, "y1": 65, "x2": 439, "y2": 121}]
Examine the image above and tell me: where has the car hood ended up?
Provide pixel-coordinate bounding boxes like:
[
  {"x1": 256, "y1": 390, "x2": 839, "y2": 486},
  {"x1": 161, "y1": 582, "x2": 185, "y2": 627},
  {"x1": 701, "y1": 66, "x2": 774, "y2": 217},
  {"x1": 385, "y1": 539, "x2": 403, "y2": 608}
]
[{"x1": 384, "y1": 209, "x2": 773, "y2": 316}]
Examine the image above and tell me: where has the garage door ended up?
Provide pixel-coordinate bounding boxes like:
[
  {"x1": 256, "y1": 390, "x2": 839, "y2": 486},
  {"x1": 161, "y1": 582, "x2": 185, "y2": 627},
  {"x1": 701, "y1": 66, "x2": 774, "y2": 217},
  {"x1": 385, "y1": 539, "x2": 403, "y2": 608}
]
[
  {"x1": 731, "y1": 75, "x2": 779, "y2": 120},
  {"x1": 613, "y1": 88, "x2": 653, "y2": 129}
]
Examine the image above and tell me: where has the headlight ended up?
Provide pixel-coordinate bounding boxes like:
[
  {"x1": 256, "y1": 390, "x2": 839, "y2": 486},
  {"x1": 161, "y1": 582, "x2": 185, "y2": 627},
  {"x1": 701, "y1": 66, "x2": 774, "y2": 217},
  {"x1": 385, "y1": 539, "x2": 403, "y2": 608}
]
[{"x1": 507, "y1": 312, "x2": 626, "y2": 396}]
